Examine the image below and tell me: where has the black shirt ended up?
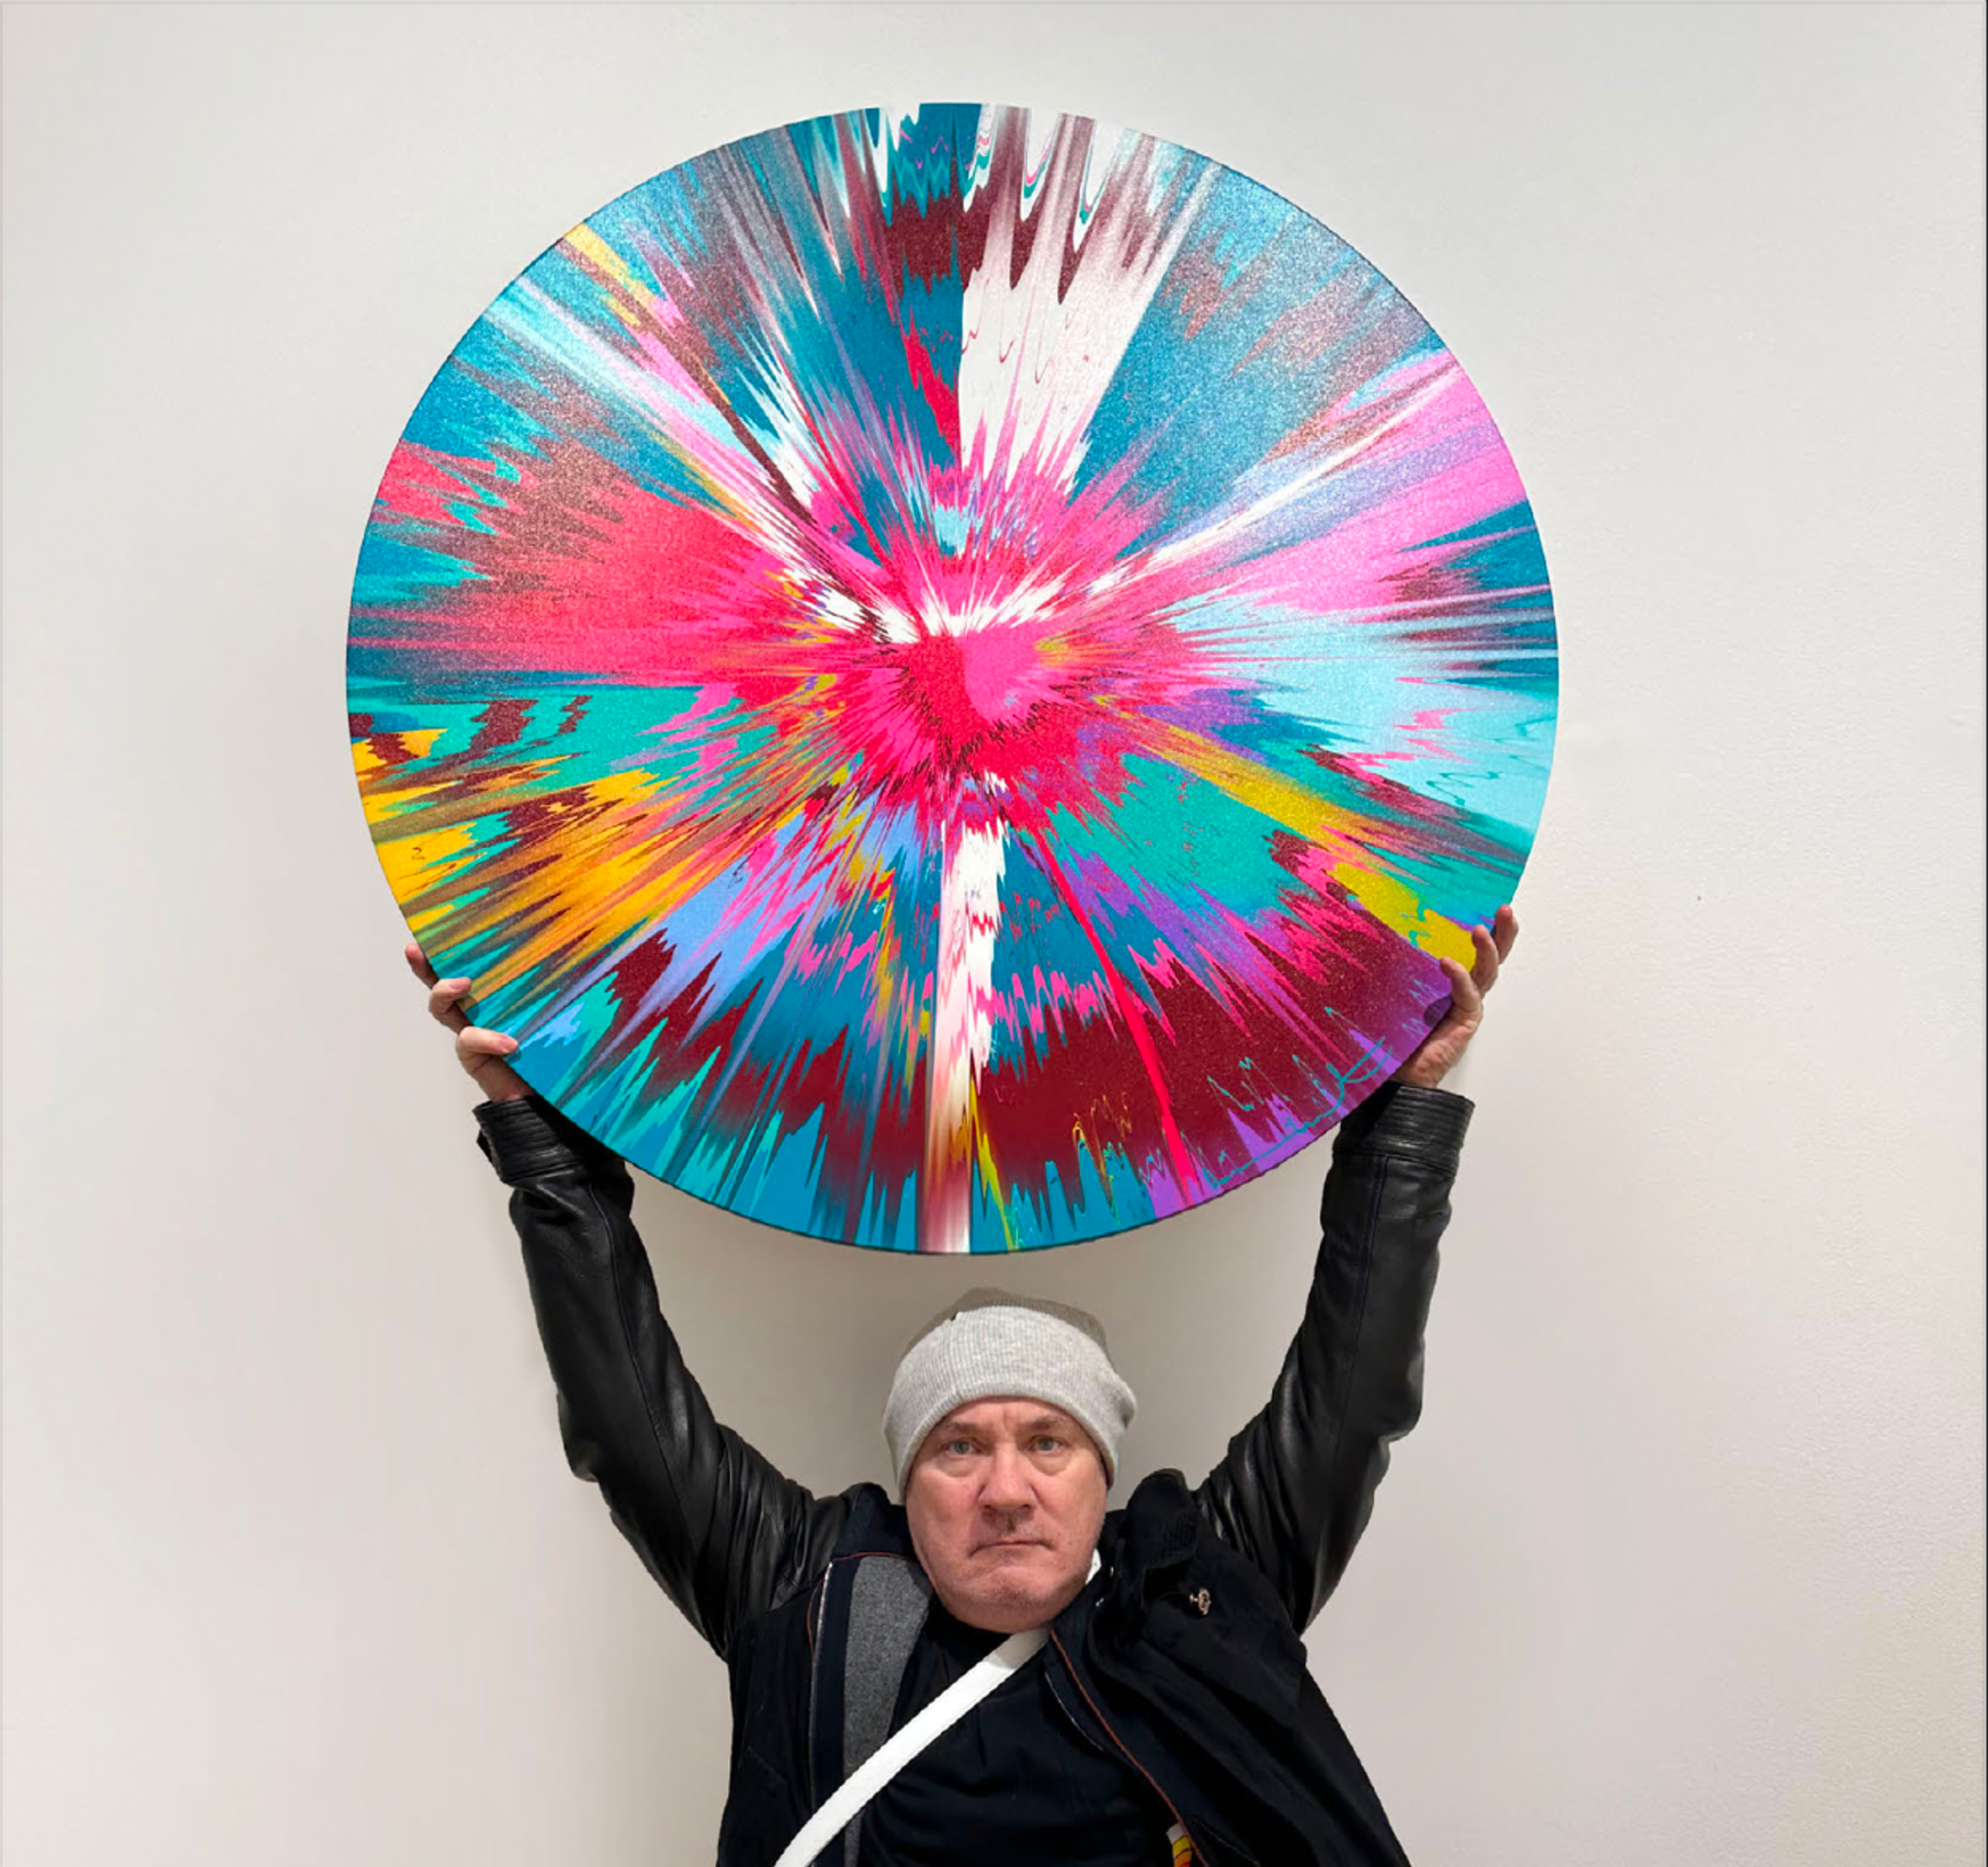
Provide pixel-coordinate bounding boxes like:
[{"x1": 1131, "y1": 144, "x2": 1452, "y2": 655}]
[{"x1": 859, "y1": 1603, "x2": 1174, "y2": 1865}]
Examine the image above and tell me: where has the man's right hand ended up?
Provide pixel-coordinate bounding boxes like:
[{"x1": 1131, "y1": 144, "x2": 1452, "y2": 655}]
[{"x1": 405, "y1": 940, "x2": 530, "y2": 1104}]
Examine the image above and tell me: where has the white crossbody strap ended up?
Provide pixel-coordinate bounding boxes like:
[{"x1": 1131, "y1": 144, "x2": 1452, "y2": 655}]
[{"x1": 771, "y1": 1624, "x2": 1048, "y2": 1867}]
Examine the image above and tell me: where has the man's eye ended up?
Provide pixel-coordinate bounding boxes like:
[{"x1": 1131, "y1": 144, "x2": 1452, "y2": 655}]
[
  {"x1": 1032, "y1": 1436, "x2": 1064, "y2": 1454},
  {"x1": 944, "y1": 1439, "x2": 975, "y2": 1456}
]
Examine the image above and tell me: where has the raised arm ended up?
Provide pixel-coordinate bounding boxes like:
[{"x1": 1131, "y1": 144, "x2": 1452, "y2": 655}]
[
  {"x1": 1194, "y1": 907, "x2": 1516, "y2": 1631},
  {"x1": 410, "y1": 946, "x2": 850, "y2": 1659},
  {"x1": 1194, "y1": 1083, "x2": 1468, "y2": 1628}
]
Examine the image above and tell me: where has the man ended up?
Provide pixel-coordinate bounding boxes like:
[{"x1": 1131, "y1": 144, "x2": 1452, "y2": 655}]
[{"x1": 410, "y1": 906, "x2": 1516, "y2": 1864}]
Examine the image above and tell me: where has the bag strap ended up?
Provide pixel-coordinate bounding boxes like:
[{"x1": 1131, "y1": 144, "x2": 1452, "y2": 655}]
[
  {"x1": 776, "y1": 1550, "x2": 1101, "y2": 1867},
  {"x1": 837, "y1": 1559, "x2": 933, "y2": 1864},
  {"x1": 773, "y1": 1625, "x2": 1048, "y2": 1867}
]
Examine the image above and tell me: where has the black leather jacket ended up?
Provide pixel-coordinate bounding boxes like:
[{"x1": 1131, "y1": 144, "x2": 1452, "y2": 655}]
[{"x1": 475, "y1": 1081, "x2": 1471, "y2": 1861}]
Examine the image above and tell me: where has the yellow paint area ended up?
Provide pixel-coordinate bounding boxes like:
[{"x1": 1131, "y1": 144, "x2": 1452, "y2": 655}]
[
  {"x1": 1332, "y1": 862, "x2": 1473, "y2": 966},
  {"x1": 872, "y1": 926, "x2": 899, "y2": 1014},
  {"x1": 451, "y1": 771, "x2": 706, "y2": 991},
  {"x1": 352, "y1": 730, "x2": 444, "y2": 782},
  {"x1": 1129, "y1": 717, "x2": 1373, "y2": 861},
  {"x1": 358, "y1": 777, "x2": 449, "y2": 828},
  {"x1": 1128, "y1": 716, "x2": 1472, "y2": 963},
  {"x1": 973, "y1": 1123, "x2": 1017, "y2": 1252},
  {"x1": 563, "y1": 226, "x2": 660, "y2": 334},
  {"x1": 376, "y1": 823, "x2": 476, "y2": 898}
]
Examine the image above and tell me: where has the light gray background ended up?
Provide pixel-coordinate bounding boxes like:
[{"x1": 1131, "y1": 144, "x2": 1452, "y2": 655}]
[{"x1": 4, "y1": 5, "x2": 1982, "y2": 1862}]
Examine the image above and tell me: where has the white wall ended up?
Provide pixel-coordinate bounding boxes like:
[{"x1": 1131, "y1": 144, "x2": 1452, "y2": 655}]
[{"x1": 3, "y1": 6, "x2": 1981, "y2": 1863}]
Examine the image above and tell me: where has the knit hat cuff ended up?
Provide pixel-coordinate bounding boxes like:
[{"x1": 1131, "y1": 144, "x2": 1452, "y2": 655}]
[{"x1": 882, "y1": 1292, "x2": 1136, "y2": 1494}]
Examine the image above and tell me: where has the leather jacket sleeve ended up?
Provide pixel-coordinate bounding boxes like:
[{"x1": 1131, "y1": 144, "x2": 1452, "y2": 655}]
[
  {"x1": 473, "y1": 1096, "x2": 852, "y2": 1660},
  {"x1": 1194, "y1": 1080, "x2": 1471, "y2": 1633}
]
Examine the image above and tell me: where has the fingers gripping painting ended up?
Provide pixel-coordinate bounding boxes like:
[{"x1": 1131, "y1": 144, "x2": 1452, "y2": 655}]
[{"x1": 349, "y1": 105, "x2": 1557, "y2": 1253}]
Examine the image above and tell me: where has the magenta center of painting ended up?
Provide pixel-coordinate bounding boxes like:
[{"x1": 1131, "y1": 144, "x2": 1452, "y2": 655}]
[
  {"x1": 891, "y1": 617, "x2": 1064, "y2": 756},
  {"x1": 821, "y1": 579, "x2": 1197, "y2": 834}
]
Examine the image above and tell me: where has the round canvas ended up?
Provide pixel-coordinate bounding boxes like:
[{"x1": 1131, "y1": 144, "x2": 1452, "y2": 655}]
[{"x1": 348, "y1": 105, "x2": 1557, "y2": 1253}]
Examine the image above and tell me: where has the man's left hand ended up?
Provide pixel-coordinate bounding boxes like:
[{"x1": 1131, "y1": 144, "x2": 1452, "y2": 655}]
[{"x1": 1391, "y1": 904, "x2": 1518, "y2": 1090}]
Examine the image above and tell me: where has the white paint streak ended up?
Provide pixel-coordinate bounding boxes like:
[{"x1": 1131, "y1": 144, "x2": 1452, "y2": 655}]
[
  {"x1": 957, "y1": 110, "x2": 1215, "y2": 496},
  {"x1": 922, "y1": 821, "x2": 1005, "y2": 1253}
]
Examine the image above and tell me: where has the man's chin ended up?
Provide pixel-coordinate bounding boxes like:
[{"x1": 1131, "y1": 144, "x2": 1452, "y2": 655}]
[
  {"x1": 953, "y1": 1556, "x2": 1082, "y2": 1629},
  {"x1": 957, "y1": 1589, "x2": 1060, "y2": 1633}
]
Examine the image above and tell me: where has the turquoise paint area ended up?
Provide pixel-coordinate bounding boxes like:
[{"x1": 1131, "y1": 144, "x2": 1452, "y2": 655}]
[
  {"x1": 400, "y1": 325, "x2": 559, "y2": 466},
  {"x1": 1164, "y1": 591, "x2": 1558, "y2": 840},
  {"x1": 351, "y1": 533, "x2": 483, "y2": 611}
]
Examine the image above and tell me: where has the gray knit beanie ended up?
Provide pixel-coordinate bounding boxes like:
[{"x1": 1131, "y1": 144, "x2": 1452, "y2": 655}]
[{"x1": 883, "y1": 1288, "x2": 1137, "y2": 1495}]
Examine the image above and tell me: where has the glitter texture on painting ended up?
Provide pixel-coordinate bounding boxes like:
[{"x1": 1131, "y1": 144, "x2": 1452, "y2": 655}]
[{"x1": 349, "y1": 105, "x2": 1557, "y2": 1252}]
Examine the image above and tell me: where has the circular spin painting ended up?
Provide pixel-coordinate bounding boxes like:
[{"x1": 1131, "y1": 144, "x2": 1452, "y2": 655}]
[{"x1": 349, "y1": 104, "x2": 1557, "y2": 1253}]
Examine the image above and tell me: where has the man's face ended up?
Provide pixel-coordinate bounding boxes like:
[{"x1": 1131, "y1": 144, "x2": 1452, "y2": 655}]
[{"x1": 903, "y1": 1396, "x2": 1109, "y2": 1634}]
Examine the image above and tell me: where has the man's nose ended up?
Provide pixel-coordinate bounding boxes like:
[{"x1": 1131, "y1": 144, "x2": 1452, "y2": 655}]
[{"x1": 979, "y1": 1444, "x2": 1034, "y2": 1511}]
